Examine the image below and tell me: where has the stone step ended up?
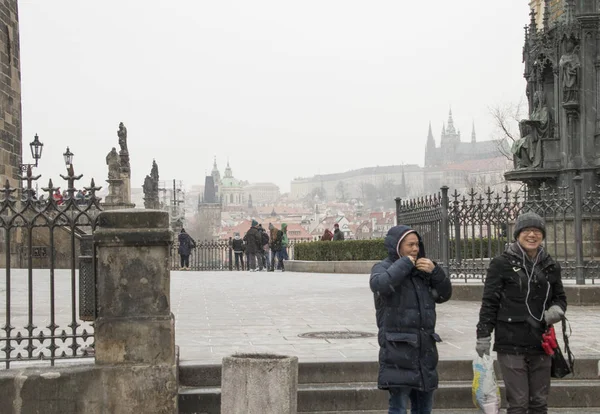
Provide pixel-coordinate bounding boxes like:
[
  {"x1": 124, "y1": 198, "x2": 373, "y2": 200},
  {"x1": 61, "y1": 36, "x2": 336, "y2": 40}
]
[
  {"x1": 178, "y1": 357, "x2": 600, "y2": 387},
  {"x1": 178, "y1": 379, "x2": 600, "y2": 413}
]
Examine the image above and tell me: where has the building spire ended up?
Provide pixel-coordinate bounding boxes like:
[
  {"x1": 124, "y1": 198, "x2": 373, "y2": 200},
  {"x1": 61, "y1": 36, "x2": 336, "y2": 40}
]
[
  {"x1": 471, "y1": 121, "x2": 476, "y2": 143},
  {"x1": 543, "y1": 0, "x2": 550, "y2": 31},
  {"x1": 446, "y1": 108, "x2": 456, "y2": 134}
]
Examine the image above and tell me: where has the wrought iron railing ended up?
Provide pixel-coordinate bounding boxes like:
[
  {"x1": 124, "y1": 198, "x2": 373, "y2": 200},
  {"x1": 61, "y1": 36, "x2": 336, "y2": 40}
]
[
  {"x1": 0, "y1": 171, "x2": 102, "y2": 369},
  {"x1": 169, "y1": 238, "x2": 309, "y2": 270},
  {"x1": 396, "y1": 178, "x2": 599, "y2": 284}
]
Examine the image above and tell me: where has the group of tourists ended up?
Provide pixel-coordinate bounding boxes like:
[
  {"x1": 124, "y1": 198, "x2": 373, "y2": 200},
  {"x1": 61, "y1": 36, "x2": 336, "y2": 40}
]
[
  {"x1": 320, "y1": 223, "x2": 345, "y2": 241},
  {"x1": 370, "y1": 211, "x2": 567, "y2": 414},
  {"x1": 231, "y1": 220, "x2": 289, "y2": 272}
]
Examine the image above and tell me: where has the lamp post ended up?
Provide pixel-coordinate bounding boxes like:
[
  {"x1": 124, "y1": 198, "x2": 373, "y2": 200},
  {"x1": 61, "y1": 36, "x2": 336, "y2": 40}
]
[
  {"x1": 19, "y1": 134, "x2": 44, "y2": 198},
  {"x1": 60, "y1": 146, "x2": 82, "y2": 199},
  {"x1": 19, "y1": 134, "x2": 44, "y2": 172}
]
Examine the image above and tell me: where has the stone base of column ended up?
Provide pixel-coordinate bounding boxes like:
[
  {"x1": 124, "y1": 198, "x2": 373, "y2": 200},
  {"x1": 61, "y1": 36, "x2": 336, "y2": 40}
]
[
  {"x1": 95, "y1": 314, "x2": 175, "y2": 365},
  {"x1": 221, "y1": 353, "x2": 298, "y2": 414}
]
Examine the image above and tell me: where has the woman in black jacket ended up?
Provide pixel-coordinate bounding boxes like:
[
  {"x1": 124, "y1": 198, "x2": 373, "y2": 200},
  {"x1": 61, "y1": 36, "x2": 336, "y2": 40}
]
[
  {"x1": 476, "y1": 212, "x2": 567, "y2": 414},
  {"x1": 370, "y1": 225, "x2": 452, "y2": 414}
]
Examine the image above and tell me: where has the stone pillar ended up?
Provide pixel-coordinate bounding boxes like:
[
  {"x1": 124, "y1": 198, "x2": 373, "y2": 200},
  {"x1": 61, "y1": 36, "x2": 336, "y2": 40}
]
[
  {"x1": 93, "y1": 209, "x2": 177, "y2": 413},
  {"x1": 221, "y1": 354, "x2": 298, "y2": 414}
]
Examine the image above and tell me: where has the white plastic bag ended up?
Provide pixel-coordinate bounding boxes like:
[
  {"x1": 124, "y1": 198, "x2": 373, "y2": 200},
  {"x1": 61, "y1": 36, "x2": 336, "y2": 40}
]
[{"x1": 472, "y1": 354, "x2": 500, "y2": 414}]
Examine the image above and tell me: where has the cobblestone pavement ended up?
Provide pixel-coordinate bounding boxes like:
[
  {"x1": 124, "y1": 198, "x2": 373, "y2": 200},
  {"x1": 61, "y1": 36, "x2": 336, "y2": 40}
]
[{"x1": 171, "y1": 271, "x2": 600, "y2": 364}]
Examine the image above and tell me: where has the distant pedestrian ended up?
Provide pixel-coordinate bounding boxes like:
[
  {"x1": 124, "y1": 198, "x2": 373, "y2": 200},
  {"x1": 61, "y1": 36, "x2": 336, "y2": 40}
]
[
  {"x1": 178, "y1": 228, "x2": 196, "y2": 270},
  {"x1": 53, "y1": 189, "x2": 63, "y2": 205},
  {"x1": 268, "y1": 223, "x2": 279, "y2": 272},
  {"x1": 230, "y1": 232, "x2": 245, "y2": 271},
  {"x1": 333, "y1": 223, "x2": 345, "y2": 241},
  {"x1": 243, "y1": 220, "x2": 262, "y2": 272},
  {"x1": 370, "y1": 225, "x2": 452, "y2": 413},
  {"x1": 258, "y1": 224, "x2": 269, "y2": 271},
  {"x1": 274, "y1": 223, "x2": 289, "y2": 271},
  {"x1": 321, "y1": 228, "x2": 333, "y2": 241},
  {"x1": 476, "y1": 212, "x2": 567, "y2": 414},
  {"x1": 75, "y1": 189, "x2": 85, "y2": 205}
]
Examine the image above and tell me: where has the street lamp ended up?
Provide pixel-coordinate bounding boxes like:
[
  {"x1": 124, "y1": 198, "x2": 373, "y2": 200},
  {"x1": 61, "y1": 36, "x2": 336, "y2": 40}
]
[
  {"x1": 60, "y1": 146, "x2": 82, "y2": 198},
  {"x1": 63, "y1": 146, "x2": 74, "y2": 167},
  {"x1": 19, "y1": 133, "x2": 44, "y2": 172}
]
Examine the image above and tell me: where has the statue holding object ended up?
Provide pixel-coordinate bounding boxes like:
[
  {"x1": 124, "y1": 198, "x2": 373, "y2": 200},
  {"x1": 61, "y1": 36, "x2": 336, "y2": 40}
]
[{"x1": 511, "y1": 91, "x2": 552, "y2": 169}]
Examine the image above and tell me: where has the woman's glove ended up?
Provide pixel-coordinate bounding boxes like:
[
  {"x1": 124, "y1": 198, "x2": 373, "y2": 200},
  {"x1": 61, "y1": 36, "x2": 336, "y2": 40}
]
[
  {"x1": 544, "y1": 305, "x2": 565, "y2": 326},
  {"x1": 476, "y1": 336, "x2": 491, "y2": 357}
]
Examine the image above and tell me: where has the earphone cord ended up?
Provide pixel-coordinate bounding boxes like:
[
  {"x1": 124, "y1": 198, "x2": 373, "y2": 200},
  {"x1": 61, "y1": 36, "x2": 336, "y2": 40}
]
[{"x1": 518, "y1": 244, "x2": 550, "y2": 322}]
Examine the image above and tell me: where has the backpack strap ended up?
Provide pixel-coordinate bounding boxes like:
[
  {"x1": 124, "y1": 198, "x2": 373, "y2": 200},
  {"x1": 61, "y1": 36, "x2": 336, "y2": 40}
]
[{"x1": 561, "y1": 317, "x2": 575, "y2": 373}]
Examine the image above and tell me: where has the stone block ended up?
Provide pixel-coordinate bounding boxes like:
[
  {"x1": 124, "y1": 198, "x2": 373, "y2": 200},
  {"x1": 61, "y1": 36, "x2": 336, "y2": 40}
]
[
  {"x1": 95, "y1": 314, "x2": 175, "y2": 365},
  {"x1": 96, "y1": 244, "x2": 171, "y2": 318},
  {"x1": 221, "y1": 354, "x2": 298, "y2": 414},
  {"x1": 0, "y1": 363, "x2": 177, "y2": 414}
]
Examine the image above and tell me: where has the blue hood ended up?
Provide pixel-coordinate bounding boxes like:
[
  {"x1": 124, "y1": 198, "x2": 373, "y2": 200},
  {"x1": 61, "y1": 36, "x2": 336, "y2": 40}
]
[{"x1": 384, "y1": 225, "x2": 425, "y2": 261}]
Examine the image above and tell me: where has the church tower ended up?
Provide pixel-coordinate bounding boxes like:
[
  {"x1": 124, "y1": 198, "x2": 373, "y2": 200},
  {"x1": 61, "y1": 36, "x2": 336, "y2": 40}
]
[
  {"x1": 0, "y1": 1, "x2": 22, "y2": 190},
  {"x1": 425, "y1": 122, "x2": 436, "y2": 167}
]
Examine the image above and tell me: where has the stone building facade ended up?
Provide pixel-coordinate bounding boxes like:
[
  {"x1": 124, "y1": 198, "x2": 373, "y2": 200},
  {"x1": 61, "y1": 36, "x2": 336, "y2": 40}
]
[
  {"x1": 0, "y1": 0, "x2": 22, "y2": 190},
  {"x1": 290, "y1": 164, "x2": 423, "y2": 201}
]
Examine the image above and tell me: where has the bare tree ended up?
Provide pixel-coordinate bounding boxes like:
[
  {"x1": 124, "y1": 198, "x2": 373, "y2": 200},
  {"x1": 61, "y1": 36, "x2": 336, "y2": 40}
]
[{"x1": 489, "y1": 98, "x2": 525, "y2": 161}]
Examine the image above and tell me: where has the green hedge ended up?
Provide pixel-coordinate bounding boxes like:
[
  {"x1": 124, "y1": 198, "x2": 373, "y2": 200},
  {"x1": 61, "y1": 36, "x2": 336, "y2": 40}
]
[
  {"x1": 294, "y1": 237, "x2": 506, "y2": 261},
  {"x1": 294, "y1": 239, "x2": 387, "y2": 261}
]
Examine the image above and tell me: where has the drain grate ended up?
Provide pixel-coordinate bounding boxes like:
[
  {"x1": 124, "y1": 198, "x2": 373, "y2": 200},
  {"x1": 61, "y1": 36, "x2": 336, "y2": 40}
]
[{"x1": 298, "y1": 331, "x2": 375, "y2": 339}]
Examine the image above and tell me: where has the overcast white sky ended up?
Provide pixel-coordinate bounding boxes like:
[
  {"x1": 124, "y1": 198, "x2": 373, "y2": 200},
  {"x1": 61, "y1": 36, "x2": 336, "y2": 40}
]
[{"x1": 18, "y1": 1, "x2": 529, "y2": 194}]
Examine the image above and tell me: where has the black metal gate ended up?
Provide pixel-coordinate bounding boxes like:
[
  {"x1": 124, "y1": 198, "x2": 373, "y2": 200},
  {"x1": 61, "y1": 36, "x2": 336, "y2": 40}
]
[{"x1": 0, "y1": 173, "x2": 102, "y2": 369}]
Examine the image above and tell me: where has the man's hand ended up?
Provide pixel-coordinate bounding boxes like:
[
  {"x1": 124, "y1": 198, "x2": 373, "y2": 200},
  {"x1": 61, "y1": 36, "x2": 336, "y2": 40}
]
[
  {"x1": 476, "y1": 336, "x2": 491, "y2": 357},
  {"x1": 407, "y1": 256, "x2": 417, "y2": 265},
  {"x1": 415, "y1": 258, "x2": 435, "y2": 273}
]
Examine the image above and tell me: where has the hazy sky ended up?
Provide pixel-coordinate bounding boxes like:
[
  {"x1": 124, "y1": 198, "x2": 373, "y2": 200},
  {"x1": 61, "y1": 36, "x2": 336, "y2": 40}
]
[{"x1": 18, "y1": 1, "x2": 529, "y2": 194}]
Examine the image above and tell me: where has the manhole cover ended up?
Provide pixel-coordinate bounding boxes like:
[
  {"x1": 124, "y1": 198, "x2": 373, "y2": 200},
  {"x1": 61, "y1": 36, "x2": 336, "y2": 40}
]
[{"x1": 298, "y1": 331, "x2": 375, "y2": 339}]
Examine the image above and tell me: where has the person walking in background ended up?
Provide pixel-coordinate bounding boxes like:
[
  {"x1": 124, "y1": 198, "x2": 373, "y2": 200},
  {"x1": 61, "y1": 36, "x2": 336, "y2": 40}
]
[
  {"x1": 476, "y1": 212, "x2": 566, "y2": 414},
  {"x1": 333, "y1": 223, "x2": 345, "y2": 241},
  {"x1": 243, "y1": 220, "x2": 262, "y2": 272},
  {"x1": 230, "y1": 232, "x2": 245, "y2": 271},
  {"x1": 276, "y1": 223, "x2": 289, "y2": 272},
  {"x1": 178, "y1": 228, "x2": 196, "y2": 270},
  {"x1": 268, "y1": 223, "x2": 280, "y2": 272},
  {"x1": 258, "y1": 224, "x2": 269, "y2": 271},
  {"x1": 370, "y1": 225, "x2": 452, "y2": 414},
  {"x1": 321, "y1": 228, "x2": 333, "y2": 241}
]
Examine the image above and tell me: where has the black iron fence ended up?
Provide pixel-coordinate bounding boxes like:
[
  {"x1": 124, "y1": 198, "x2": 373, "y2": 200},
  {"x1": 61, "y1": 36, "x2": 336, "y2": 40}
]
[
  {"x1": 0, "y1": 173, "x2": 102, "y2": 369},
  {"x1": 396, "y1": 177, "x2": 598, "y2": 284},
  {"x1": 169, "y1": 239, "x2": 309, "y2": 270}
]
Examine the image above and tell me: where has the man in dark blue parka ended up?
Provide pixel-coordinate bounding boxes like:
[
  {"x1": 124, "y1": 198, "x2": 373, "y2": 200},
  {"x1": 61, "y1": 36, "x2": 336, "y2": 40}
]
[{"x1": 370, "y1": 225, "x2": 452, "y2": 414}]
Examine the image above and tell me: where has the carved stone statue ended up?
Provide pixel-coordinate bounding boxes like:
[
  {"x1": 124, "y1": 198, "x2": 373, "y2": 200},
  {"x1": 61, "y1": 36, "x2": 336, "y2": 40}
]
[
  {"x1": 511, "y1": 90, "x2": 551, "y2": 168},
  {"x1": 117, "y1": 122, "x2": 128, "y2": 153},
  {"x1": 151, "y1": 159, "x2": 159, "y2": 182},
  {"x1": 143, "y1": 160, "x2": 160, "y2": 209},
  {"x1": 559, "y1": 38, "x2": 580, "y2": 105},
  {"x1": 106, "y1": 147, "x2": 121, "y2": 179}
]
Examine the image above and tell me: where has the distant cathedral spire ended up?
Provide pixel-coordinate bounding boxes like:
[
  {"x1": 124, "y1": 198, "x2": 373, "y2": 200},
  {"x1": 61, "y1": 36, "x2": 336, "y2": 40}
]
[
  {"x1": 446, "y1": 108, "x2": 456, "y2": 135},
  {"x1": 427, "y1": 122, "x2": 435, "y2": 146},
  {"x1": 471, "y1": 121, "x2": 476, "y2": 143}
]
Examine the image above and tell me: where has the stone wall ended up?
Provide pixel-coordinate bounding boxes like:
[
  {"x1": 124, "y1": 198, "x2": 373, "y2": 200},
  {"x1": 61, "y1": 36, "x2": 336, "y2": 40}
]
[{"x1": 0, "y1": 0, "x2": 21, "y2": 190}]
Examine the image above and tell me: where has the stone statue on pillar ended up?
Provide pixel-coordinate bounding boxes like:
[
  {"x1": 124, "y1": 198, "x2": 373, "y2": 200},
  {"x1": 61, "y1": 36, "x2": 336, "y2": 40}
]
[
  {"x1": 560, "y1": 37, "x2": 580, "y2": 107},
  {"x1": 106, "y1": 148, "x2": 120, "y2": 180},
  {"x1": 511, "y1": 91, "x2": 551, "y2": 169},
  {"x1": 102, "y1": 123, "x2": 135, "y2": 210},
  {"x1": 143, "y1": 159, "x2": 161, "y2": 209}
]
